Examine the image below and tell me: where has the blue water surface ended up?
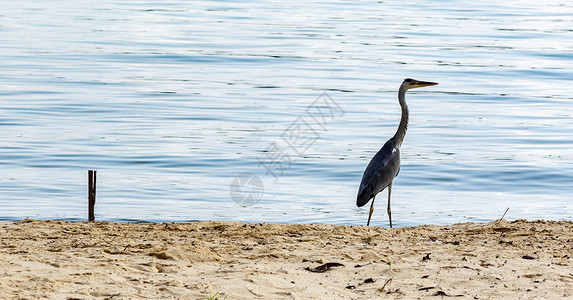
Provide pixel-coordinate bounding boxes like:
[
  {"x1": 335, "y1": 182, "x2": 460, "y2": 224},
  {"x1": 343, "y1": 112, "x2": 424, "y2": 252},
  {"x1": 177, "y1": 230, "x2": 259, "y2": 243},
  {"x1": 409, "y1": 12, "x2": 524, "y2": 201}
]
[{"x1": 1, "y1": 1, "x2": 572, "y2": 226}]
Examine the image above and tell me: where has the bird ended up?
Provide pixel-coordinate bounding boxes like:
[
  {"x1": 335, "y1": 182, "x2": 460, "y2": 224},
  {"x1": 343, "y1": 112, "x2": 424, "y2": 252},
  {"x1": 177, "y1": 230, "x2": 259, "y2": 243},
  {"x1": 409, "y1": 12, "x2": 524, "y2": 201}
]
[{"x1": 357, "y1": 78, "x2": 438, "y2": 227}]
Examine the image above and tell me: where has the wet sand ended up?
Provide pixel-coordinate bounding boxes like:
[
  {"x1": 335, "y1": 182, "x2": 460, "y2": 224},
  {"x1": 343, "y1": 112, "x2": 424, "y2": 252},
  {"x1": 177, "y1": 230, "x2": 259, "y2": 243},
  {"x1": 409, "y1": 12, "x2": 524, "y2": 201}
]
[{"x1": 0, "y1": 219, "x2": 571, "y2": 299}]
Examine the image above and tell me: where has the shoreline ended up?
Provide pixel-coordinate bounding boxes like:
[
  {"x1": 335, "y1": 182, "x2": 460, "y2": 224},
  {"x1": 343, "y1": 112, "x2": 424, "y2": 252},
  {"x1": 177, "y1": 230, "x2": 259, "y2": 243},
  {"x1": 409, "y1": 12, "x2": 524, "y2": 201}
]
[{"x1": 1, "y1": 219, "x2": 571, "y2": 299}]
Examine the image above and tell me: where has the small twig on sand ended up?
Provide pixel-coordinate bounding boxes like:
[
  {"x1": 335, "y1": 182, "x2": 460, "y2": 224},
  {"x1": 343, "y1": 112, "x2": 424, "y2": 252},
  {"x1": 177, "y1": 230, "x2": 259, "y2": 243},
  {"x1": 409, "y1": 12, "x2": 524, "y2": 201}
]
[
  {"x1": 379, "y1": 277, "x2": 392, "y2": 292},
  {"x1": 494, "y1": 208, "x2": 510, "y2": 226}
]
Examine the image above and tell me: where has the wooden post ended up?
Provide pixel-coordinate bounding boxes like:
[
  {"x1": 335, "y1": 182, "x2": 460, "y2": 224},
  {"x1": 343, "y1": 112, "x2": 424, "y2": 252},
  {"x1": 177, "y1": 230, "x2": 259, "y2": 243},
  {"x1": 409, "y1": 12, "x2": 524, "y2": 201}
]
[{"x1": 88, "y1": 170, "x2": 97, "y2": 221}]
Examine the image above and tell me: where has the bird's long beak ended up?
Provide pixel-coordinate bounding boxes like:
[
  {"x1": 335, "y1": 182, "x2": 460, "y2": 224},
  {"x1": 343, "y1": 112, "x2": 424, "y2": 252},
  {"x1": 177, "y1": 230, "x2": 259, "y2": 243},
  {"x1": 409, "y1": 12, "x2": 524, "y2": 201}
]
[{"x1": 413, "y1": 80, "x2": 438, "y2": 87}]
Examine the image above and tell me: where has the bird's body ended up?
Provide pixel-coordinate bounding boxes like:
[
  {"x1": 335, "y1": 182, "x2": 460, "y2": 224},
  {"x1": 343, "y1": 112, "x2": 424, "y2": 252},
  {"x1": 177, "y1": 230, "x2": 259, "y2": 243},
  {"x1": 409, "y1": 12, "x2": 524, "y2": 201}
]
[
  {"x1": 356, "y1": 138, "x2": 400, "y2": 207},
  {"x1": 357, "y1": 78, "x2": 437, "y2": 227}
]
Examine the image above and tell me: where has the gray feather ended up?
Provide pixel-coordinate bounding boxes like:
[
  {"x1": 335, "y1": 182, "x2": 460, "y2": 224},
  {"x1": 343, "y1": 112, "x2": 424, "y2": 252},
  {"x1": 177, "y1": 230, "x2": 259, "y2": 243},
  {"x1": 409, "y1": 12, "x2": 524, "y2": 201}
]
[{"x1": 356, "y1": 137, "x2": 401, "y2": 207}]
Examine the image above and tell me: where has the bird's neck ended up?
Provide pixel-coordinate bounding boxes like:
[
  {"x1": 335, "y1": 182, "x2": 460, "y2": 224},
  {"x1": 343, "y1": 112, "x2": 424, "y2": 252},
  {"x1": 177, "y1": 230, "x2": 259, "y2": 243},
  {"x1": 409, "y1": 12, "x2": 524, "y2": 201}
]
[{"x1": 393, "y1": 85, "x2": 409, "y2": 148}]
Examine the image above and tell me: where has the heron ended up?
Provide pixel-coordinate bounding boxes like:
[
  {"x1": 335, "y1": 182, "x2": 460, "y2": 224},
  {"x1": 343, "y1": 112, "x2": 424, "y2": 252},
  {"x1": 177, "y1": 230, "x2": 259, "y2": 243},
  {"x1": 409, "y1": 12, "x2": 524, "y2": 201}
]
[{"x1": 357, "y1": 78, "x2": 438, "y2": 227}]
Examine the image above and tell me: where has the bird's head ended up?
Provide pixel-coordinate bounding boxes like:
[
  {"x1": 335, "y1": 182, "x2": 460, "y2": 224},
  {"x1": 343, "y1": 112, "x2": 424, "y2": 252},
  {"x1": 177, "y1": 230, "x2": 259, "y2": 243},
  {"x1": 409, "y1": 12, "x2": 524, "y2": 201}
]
[{"x1": 402, "y1": 78, "x2": 438, "y2": 90}]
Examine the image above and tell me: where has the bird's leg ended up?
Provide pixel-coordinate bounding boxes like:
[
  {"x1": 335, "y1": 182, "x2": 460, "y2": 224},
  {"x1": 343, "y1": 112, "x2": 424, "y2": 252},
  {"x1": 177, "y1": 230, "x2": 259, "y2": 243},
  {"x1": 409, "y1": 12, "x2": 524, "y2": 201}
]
[
  {"x1": 366, "y1": 195, "x2": 375, "y2": 226},
  {"x1": 387, "y1": 182, "x2": 393, "y2": 228}
]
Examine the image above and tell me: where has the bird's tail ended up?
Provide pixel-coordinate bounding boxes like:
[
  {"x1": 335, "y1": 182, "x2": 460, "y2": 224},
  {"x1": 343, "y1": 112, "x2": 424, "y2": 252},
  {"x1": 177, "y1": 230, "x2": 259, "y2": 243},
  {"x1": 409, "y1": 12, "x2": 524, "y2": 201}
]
[{"x1": 356, "y1": 189, "x2": 372, "y2": 207}]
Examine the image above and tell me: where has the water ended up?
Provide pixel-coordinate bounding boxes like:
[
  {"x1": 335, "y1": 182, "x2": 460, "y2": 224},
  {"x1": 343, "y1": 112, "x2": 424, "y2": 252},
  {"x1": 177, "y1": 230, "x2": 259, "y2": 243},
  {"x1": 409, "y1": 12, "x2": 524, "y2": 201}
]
[{"x1": 1, "y1": 1, "x2": 572, "y2": 226}]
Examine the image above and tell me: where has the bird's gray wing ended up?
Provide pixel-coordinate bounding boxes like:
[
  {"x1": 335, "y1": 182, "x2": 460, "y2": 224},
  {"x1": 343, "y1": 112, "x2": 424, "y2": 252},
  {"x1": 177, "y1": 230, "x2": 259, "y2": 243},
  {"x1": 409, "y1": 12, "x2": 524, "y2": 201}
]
[{"x1": 356, "y1": 139, "x2": 400, "y2": 207}]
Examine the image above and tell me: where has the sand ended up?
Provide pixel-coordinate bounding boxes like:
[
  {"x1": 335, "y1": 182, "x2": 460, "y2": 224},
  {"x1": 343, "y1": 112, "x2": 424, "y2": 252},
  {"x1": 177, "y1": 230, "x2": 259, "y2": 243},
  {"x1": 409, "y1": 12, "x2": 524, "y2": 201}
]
[{"x1": 0, "y1": 219, "x2": 571, "y2": 299}]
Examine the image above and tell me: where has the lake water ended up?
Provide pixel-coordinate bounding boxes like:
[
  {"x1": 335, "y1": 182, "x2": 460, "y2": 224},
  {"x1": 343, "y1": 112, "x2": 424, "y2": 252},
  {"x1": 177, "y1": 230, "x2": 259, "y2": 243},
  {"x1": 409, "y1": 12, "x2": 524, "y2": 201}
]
[{"x1": 1, "y1": 0, "x2": 572, "y2": 226}]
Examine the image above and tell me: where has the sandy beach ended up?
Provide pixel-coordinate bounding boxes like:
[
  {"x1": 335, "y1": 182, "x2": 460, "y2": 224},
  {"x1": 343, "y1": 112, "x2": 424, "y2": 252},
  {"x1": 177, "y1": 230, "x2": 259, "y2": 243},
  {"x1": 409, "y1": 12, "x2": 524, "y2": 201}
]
[{"x1": 0, "y1": 219, "x2": 571, "y2": 299}]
